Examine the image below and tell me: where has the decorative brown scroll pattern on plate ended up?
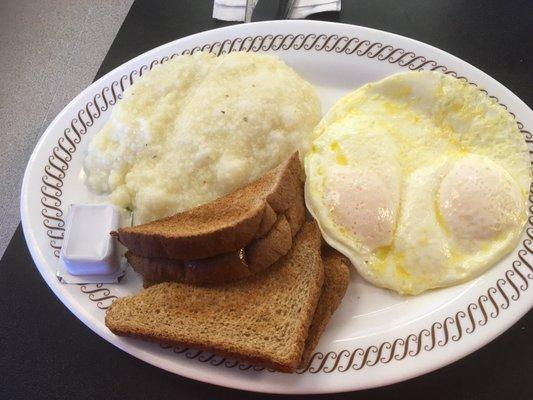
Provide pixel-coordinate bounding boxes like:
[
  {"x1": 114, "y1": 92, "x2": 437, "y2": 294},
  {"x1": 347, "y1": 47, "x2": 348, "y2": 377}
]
[{"x1": 39, "y1": 32, "x2": 532, "y2": 373}]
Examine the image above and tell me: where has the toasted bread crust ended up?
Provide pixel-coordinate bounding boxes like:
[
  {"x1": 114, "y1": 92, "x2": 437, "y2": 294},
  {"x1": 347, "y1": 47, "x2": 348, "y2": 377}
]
[
  {"x1": 104, "y1": 329, "x2": 298, "y2": 372},
  {"x1": 127, "y1": 248, "x2": 350, "y2": 370},
  {"x1": 106, "y1": 223, "x2": 324, "y2": 373},
  {"x1": 125, "y1": 253, "x2": 186, "y2": 283},
  {"x1": 255, "y1": 203, "x2": 277, "y2": 238},
  {"x1": 116, "y1": 153, "x2": 301, "y2": 259},
  {"x1": 285, "y1": 191, "x2": 306, "y2": 236},
  {"x1": 183, "y1": 251, "x2": 251, "y2": 285},
  {"x1": 298, "y1": 246, "x2": 350, "y2": 368},
  {"x1": 246, "y1": 215, "x2": 292, "y2": 274},
  {"x1": 128, "y1": 205, "x2": 303, "y2": 285}
]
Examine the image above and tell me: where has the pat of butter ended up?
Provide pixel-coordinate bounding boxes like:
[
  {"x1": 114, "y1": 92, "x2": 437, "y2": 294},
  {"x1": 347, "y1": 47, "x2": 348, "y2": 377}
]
[{"x1": 60, "y1": 204, "x2": 120, "y2": 276}]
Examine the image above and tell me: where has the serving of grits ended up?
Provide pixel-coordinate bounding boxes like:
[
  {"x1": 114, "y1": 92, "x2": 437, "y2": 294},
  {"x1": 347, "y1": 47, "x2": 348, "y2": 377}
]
[{"x1": 84, "y1": 52, "x2": 320, "y2": 224}]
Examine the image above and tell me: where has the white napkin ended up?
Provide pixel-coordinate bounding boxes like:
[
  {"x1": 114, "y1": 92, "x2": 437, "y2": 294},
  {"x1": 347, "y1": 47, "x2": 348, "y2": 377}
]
[{"x1": 213, "y1": 0, "x2": 341, "y2": 22}]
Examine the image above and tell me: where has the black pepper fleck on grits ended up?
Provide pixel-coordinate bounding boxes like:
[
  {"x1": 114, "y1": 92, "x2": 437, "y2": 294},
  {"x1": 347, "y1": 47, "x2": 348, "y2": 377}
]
[
  {"x1": 243, "y1": 117, "x2": 248, "y2": 122},
  {"x1": 221, "y1": 110, "x2": 226, "y2": 114}
]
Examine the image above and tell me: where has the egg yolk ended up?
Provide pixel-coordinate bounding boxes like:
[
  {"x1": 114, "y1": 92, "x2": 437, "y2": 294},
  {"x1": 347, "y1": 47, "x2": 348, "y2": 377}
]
[
  {"x1": 438, "y1": 155, "x2": 524, "y2": 240},
  {"x1": 326, "y1": 169, "x2": 396, "y2": 251}
]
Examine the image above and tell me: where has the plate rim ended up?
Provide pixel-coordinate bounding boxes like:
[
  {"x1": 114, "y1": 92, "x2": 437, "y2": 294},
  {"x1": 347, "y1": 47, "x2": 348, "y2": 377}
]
[{"x1": 20, "y1": 20, "x2": 533, "y2": 394}]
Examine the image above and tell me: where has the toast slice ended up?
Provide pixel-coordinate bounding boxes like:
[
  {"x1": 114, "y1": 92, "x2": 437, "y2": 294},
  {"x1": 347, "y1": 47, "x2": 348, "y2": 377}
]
[
  {"x1": 126, "y1": 214, "x2": 291, "y2": 285},
  {"x1": 126, "y1": 193, "x2": 305, "y2": 285},
  {"x1": 299, "y1": 246, "x2": 350, "y2": 368},
  {"x1": 106, "y1": 222, "x2": 324, "y2": 372},
  {"x1": 115, "y1": 152, "x2": 301, "y2": 260}
]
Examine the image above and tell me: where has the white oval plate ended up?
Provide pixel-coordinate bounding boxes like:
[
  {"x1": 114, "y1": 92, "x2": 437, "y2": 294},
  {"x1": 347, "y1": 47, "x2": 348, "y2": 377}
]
[{"x1": 21, "y1": 20, "x2": 533, "y2": 394}]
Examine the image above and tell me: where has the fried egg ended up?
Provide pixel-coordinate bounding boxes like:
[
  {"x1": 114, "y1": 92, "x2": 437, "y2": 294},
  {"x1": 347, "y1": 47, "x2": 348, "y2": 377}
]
[{"x1": 305, "y1": 71, "x2": 531, "y2": 295}]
